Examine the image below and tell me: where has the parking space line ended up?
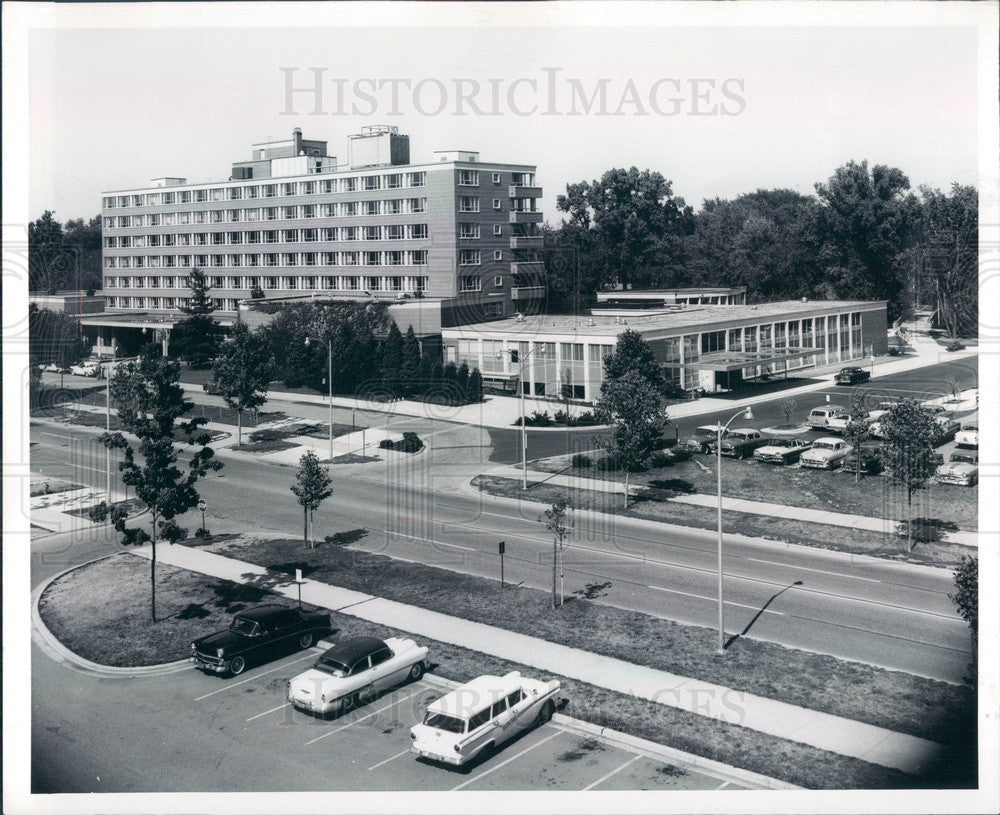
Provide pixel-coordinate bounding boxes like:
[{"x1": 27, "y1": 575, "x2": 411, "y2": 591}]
[
  {"x1": 194, "y1": 649, "x2": 321, "y2": 702},
  {"x1": 246, "y1": 702, "x2": 290, "y2": 722},
  {"x1": 451, "y1": 731, "x2": 561, "y2": 791},
  {"x1": 304, "y1": 686, "x2": 430, "y2": 746},
  {"x1": 581, "y1": 754, "x2": 642, "y2": 791},
  {"x1": 367, "y1": 749, "x2": 410, "y2": 771},
  {"x1": 647, "y1": 585, "x2": 785, "y2": 615}
]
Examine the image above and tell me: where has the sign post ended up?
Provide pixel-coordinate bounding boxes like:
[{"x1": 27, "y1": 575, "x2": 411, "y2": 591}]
[
  {"x1": 197, "y1": 499, "x2": 207, "y2": 533},
  {"x1": 498, "y1": 540, "x2": 506, "y2": 590},
  {"x1": 295, "y1": 568, "x2": 303, "y2": 609}
]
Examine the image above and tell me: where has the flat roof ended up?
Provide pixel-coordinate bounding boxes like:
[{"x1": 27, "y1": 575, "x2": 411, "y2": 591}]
[
  {"x1": 444, "y1": 300, "x2": 885, "y2": 339},
  {"x1": 80, "y1": 312, "x2": 236, "y2": 328}
]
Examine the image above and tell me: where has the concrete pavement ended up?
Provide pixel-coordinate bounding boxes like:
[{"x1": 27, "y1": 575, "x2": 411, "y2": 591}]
[{"x1": 131, "y1": 541, "x2": 942, "y2": 776}]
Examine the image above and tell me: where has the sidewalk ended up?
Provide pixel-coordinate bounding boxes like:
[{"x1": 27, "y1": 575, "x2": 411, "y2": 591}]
[
  {"x1": 133, "y1": 542, "x2": 940, "y2": 775},
  {"x1": 484, "y1": 465, "x2": 979, "y2": 548}
]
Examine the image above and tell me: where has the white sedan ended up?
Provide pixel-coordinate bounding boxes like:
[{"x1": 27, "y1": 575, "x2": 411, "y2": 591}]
[
  {"x1": 288, "y1": 636, "x2": 428, "y2": 716},
  {"x1": 800, "y1": 437, "x2": 852, "y2": 469},
  {"x1": 955, "y1": 425, "x2": 978, "y2": 448}
]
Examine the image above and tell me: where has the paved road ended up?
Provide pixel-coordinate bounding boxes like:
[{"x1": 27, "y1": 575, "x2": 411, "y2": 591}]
[{"x1": 30, "y1": 412, "x2": 972, "y2": 683}]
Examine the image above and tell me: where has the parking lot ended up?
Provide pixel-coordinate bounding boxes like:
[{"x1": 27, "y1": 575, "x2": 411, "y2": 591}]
[{"x1": 32, "y1": 640, "x2": 757, "y2": 793}]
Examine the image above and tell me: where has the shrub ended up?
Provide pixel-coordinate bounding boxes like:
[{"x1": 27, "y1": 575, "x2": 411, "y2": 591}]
[
  {"x1": 946, "y1": 340, "x2": 966, "y2": 352},
  {"x1": 379, "y1": 432, "x2": 424, "y2": 453},
  {"x1": 596, "y1": 456, "x2": 620, "y2": 472},
  {"x1": 571, "y1": 454, "x2": 592, "y2": 468},
  {"x1": 193, "y1": 527, "x2": 213, "y2": 541},
  {"x1": 888, "y1": 347, "x2": 901, "y2": 357}
]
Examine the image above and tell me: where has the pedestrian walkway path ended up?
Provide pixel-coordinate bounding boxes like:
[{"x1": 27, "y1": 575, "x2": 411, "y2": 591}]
[
  {"x1": 134, "y1": 541, "x2": 942, "y2": 776},
  {"x1": 483, "y1": 465, "x2": 979, "y2": 548}
]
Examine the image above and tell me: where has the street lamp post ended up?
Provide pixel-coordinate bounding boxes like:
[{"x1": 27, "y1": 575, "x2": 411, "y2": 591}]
[
  {"x1": 498, "y1": 346, "x2": 540, "y2": 490},
  {"x1": 716, "y1": 405, "x2": 753, "y2": 655},
  {"x1": 305, "y1": 336, "x2": 334, "y2": 462}
]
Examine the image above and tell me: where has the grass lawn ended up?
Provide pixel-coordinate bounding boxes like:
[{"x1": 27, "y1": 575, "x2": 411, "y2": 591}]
[
  {"x1": 474, "y1": 475, "x2": 972, "y2": 569},
  {"x1": 201, "y1": 534, "x2": 974, "y2": 748},
  {"x1": 31, "y1": 477, "x2": 84, "y2": 497},
  {"x1": 38, "y1": 552, "x2": 938, "y2": 789},
  {"x1": 532, "y1": 450, "x2": 977, "y2": 532}
]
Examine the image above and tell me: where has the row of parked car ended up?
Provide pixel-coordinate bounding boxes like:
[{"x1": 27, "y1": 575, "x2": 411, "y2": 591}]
[
  {"x1": 38, "y1": 359, "x2": 103, "y2": 377},
  {"x1": 679, "y1": 400, "x2": 979, "y2": 485},
  {"x1": 191, "y1": 604, "x2": 560, "y2": 767}
]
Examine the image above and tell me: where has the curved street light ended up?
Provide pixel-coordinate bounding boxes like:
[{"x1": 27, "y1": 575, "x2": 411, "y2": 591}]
[{"x1": 716, "y1": 405, "x2": 753, "y2": 654}]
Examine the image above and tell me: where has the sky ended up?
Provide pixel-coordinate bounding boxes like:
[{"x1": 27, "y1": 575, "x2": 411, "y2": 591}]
[{"x1": 29, "y1": 21, "x2": 979, "y2": 222}]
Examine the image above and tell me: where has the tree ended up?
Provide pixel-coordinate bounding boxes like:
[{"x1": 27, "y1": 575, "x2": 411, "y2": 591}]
[
  {"x1": 205, "y1": 322, "x2": 274, "y2": 447},
  {"x1": 467, "y1": 368, "x2": 483, "y2": 404},
  {"x1": 843, "y1": 390, "x2": 872, "y2": 483},
  {"x1": 399, "y1": 326, "x2": 421, "y2": 396},
  {"x1": 456, "y1": 363, "x2": 470, "y2": 403},
  {"x1": 778, "y1": 397, "x2": 798, "y2": 428},
  {"x1": 602, "y1": 329, "x2": 665, "y2": 395},
  {"x1": 249, "y1": 284, "x2": 265, "y2": 299},
  {"x1": 594, "y1": 370, "x2": 669, "y2": 508},
  {"x1": 88, "y1": 346, "x2": 222, "y2": 621},
  {"x1": 29, "y1": 304, "x2": 87, "y2": 368},
  {"x1": 290, "y1": 450, "x2": 333, "y2": 547},
  {"x1": 877, "y1": 400, "x2": 939, "y2": 550},
  {"x1": 950, "y1": 555, "x2": 978, "y2": 682},
  {"x1": 380, "y1": 323, "x2": 404, "y2": 394},
  {"x1": 814, "y1": 161, "x2": 915, "y2": 321},
  {"x1": 556, "y1": 167, "x2": 694, "y2": 292},
  {"x1": 171, "y1": 269, "x2": 224, "y2": 368},
  {"x1": 541, "y1": 495, "x2": 573, "y2": 609}
]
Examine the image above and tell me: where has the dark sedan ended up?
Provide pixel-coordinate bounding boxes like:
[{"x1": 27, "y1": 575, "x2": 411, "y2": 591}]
[
  {"x1": 841, "y1": 441, "x2": 884, "y2": 475},
  {"x1": 191, "y1": 604, "x2": 332, "y2": 676},
  {"x1": 835, "y1": 367, "x2": 871, "y2": 385}
]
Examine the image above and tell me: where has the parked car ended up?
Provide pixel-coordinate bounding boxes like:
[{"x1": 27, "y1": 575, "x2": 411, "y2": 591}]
[
  {"x1": 70, "y1": 360, "x2": 103, "y2": 377},
  {"x1": 835, "y1": 366, "x2": 871, "y2": 385},
  {"x1": 714, "y1": 428, "x2": 767, "y2": 459},
  {"x1": 753, "y1": 437, "x2": 813, "y2": 464},
  {"x1": 841, "y1": 441, "x2": 884, "y2": 475},
  {"x1": 807, "y1": 405, "x2": 848, "y2": 430},
  {"x1": 683, "y1": 425, "x2": 726, "y2": 454},
  {"x1": 651, "y1": 445, "x2": 693, "y2": 466},
  {"x1": 191, "y1": 604, "x2": 331, "y2": 676},
  {"x1": 287, "y1": 636, "x2": 428, "y2": 716},
  {"x1": 826, "y1": 408, "x2": 887, "y2": 434},
  {"x1": 935, "y1": 451, "x2": 979, "y2": 487},
  {"x1": 955, "y1": 424, "x2": 978, "y2": 448},
  {"x1": 800, "y1": 437, "x2": 852, "y2": 469},
  {"x1": 932, "y1": 415, "x2": 961, "y2": 446},
  {"x1": 410, "y1": 671, "x2": 560, "y2": 766},
  {"x1": 40, "y1": 361, "x2": 69, "y2": 373}
]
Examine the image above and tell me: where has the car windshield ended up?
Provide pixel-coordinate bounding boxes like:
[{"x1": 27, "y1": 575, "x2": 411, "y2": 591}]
[
  {"x1": 950, "y1": 455, "x2": 976, "y2": 465},
  {"x1": 424, "y1": 712, "x2": 465, "y2": 733},
  {"x1": 814, "y1": 442, "x2": 836, "y2": 450},
  {"x1": 229, "y1": 617, "x2": 259, "y2": 637},
  {"x1": 694, "y1": 428, "x2": 715, "y2": 436},
  {"x1": 963, "y1": 425, "x2": 977, "y2": 431},
  {"x1": 314, "y1": 656, "x2": 350, "y2": 677}
]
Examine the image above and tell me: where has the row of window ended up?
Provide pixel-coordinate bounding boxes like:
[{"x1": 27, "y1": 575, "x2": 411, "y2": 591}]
[
  {"x1": 457, "y1": 196, "x2": 538, "y2": 213},
  {"x1": 106, "y1": 274, "x2": 430, "y2": 299},
  {"x1": 456, "y1": 170, "x2": 535, "y2": 187},
  {"x1": 104, "y1": 224, "x2": 429, "y2": 248},
  {"x1": 105, "y1": 250, "x2": 429, "y2": 270},
  {"x1": 103, "y1": 173, "x2": 428, "y2": 208},
  {"x1": 103, "y1": 199, "x2": 429, "y2": 227},
  {"x1": 459, "y1": 223, "x2": 505, "y2": 239}
]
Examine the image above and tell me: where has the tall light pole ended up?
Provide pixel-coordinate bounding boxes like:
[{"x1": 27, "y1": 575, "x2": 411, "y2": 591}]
[
  {"x1": 716, "y1": 405, "x2": 753, "y2": 655},
  {"x1": 499, "y1": 345, "x2": 540, "y2": 490},
  {"x1": 305, "y1": 336, "x2": 334, "y2": 461}
]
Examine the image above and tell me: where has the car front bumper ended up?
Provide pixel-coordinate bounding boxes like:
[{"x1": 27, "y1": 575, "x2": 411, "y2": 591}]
[
  {"x1": 411, "y1": 745, "x2": 465, "y2": 765},
  {"x1": 191, "y1": 655, "x2": 230, "y2": 674},
  {"x1": 936, "y1": 474, "x2": 974, "y2": 486},
  {"x1": 800, "y1": 458, "x2": 835, "y2": 469}
]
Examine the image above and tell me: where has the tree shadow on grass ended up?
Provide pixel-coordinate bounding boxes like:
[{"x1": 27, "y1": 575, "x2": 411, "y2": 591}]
[
  {"x1": 572, "y1": 581, "x2": 612, "y2": 600},
  {"x1": 170, "y1": 579, "x2": 275, "y2": 620},
  {"x1": 725, "y1": 580, "x2": 803, "y2": 649},
  {"x1": 323, "y1": 528, "x2": 369, "y2": 546}
]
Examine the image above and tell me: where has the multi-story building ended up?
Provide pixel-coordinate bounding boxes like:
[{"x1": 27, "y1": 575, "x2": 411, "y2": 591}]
[{"x1": 88, "y1": 126, "x2": 542, "y2": 355}]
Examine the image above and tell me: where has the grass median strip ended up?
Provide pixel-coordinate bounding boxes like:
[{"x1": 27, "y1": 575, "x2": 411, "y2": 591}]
[
  {"x1": 474, "y1": 474, "x2": 972, "y2": 569},
  {"x1": 198, "y1": 533, "x2": 974, "y2": 750},
  {"x1": 38, "y1": 552, "x2": 937, "y2": 789}
]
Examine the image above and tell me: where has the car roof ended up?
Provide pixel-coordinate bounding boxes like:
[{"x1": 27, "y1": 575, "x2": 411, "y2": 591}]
[
  {"x1": 814, "y1": 437, "x2": 844, "y2": 445},
  {"x1": 811, "y1": 405, "x2": 845, "y2": 412},
  {"x1": 320, "y1": 636, "x2": 387, "y2": 664},
  {"x1": 235, "y1": 604, "x2": 296, "y2": 621},
  {"x1": 729, "y1": 428, "x2": 758, "y2": 435},
  {"x1": 427, "y1": 674, "x2": 523, "y2": 718}
]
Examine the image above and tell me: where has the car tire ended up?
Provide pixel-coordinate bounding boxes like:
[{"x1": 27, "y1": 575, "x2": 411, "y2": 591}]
[
  {"x1": 409, "y1": 661, "x2": 425, "y2": 681},
  {"x1": 298, "y1": 632, "x2": 313, "y2": 649},
  {"x1": 229, "y1": 656, "x2": 246, "y2": 676},
  {"x1": 537, "y1": 699, "x2": 555, "y2": 725},
  {"x1": 342, "y1": 692, "x2": 361, "y2": 712}
]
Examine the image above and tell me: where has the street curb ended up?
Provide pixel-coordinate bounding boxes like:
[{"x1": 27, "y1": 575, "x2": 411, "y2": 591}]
[
  {"x1": 416, "y1": 672, "x2": 799, "y2": 790},
  {"x1": 32, "y1": 554, "x2": 192, "y2": 678},
  {"x1": 467, "y1": 473, "x2": 968, "y2": 578}
]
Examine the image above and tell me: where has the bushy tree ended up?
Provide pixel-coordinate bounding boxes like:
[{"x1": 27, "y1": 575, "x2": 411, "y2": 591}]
[
  {"x1": 400, "y1": 326, "x2": 421, "y2": 396},
  {"x1": 877, "y1": 400, "x2": 939, "y2": 550},
  {"x1": 467, "y1": 368, "x2": 483, "y2": 404},
  {"x1": 603, "y1": 329, "x2": 665, "y2": 394},
  {"x1": 291, "y1": 450, "x2": 333, "y2": 547},
  {"x1": 456, "y1": 362, "x2": 470, "y2": 401},
  {"x1": 594, "y1": 370, "x2": 669, "y2": 508},
  {"x1": 29, "y1": 304, "x2": 87, "y2": 368},
  {"x1": 171, "y1": 269, "x2": 224, "y2": 368},
  {"x1": 951, "y1": 555, "x2": 978, "y2": 682},
  {"x1": 205, "y1": 322, "x2": 274, "y2": 446},
  {"x1": 380, "y1": 323, "x2": 404, "y2": 392},
  {"x1": 541, "y1": 495, "x2": 573, "y2": 609},
  {"x1": 843, "y1": 391, "x2": 872, "y2": 483},
  {"x1": 88, "y1": 346, "x2": 222, "y2": 621}
]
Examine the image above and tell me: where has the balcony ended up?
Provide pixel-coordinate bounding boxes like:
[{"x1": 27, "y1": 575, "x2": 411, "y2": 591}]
[
  {"x1": 509, "y1": 211, "x2": 543, "y2": 225},
  {"x1": 509, "y1": 235, "x2": 543, "y2": 249},
  {"x1": 508, "y1": 185, "x2": 543, "y2": 198},
  {"x1": 510, "y1": 261, "x2": 544, "y2": 275},
  {"x1": 511, "y1": 286, "x2": 545, "y2": 300}
]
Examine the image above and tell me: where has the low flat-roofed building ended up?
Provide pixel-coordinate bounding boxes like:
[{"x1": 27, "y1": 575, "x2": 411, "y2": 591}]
[{"x1": 442, "y1": 298, "x2": 887, "y2": 400}]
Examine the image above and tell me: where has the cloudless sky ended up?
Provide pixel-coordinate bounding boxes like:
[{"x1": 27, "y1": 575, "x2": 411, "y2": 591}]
[{"x1": 29, "y1": 23, "x2": 978, "y2": 221}]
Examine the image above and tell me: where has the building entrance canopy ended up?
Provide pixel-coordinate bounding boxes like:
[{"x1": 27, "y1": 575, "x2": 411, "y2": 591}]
[{"x1": 661, "y1": 347, "x2": 819, "y2": 372}]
